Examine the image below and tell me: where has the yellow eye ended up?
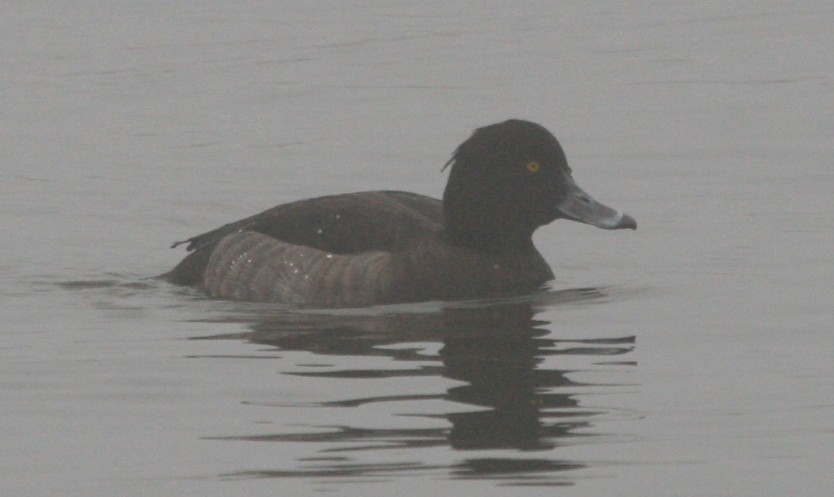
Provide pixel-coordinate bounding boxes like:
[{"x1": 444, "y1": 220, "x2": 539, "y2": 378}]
[{"x1": 525, "y1": 161, "x2": 540, "y2": 173}]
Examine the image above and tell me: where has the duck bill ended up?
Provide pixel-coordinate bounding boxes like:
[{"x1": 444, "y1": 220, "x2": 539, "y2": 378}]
[{"x1": 555, "y1": 177, "x2": 637, "y2": 230}]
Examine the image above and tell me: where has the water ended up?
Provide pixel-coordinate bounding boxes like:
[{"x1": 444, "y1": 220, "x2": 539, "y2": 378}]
[{"x1": 3, "y1": 2, "x2": 833, "y2": 496}]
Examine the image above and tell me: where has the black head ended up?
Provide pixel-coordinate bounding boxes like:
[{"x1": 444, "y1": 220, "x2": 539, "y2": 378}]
[{"x1": 442, "y1": 119, "x2": 635, "y2": 252}]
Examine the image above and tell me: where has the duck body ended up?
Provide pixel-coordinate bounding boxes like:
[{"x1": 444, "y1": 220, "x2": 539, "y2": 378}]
[
  {"x1": 166, "y1": 191, "x2": 553, "y2": 306},
  {"x1": 164, "y1": 120, "x2": 635, "y2": 307}
]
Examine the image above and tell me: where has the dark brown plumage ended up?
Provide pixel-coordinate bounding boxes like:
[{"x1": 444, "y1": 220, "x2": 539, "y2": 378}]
[{"x1": 162, "y1": 120, "x2": 636, "y2": 307}]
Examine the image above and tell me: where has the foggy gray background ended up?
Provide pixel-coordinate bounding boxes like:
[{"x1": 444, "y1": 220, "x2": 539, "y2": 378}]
[{"x1": 3, "y1": 2, "x2": 832, "y2": 496}]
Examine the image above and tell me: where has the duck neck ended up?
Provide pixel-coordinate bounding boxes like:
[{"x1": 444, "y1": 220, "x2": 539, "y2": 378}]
[
  {"x1": 442, "y1": 164, "x2": 539, "y2": 254},
  {"x1": 444, "y1": 220, "x2": 536, "y2": 254}
]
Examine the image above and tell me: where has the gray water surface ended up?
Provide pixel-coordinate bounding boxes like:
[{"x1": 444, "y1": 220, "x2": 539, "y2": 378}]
[{"x1": 3, "y1": 2, "x2": 833, "y2": 496}]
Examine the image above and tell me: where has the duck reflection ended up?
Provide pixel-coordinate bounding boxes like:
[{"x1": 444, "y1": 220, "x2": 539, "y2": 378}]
[
  {"x1": 443, "y1": 304, "x2": 571, "y2": 451},
  {"x1": 198, "y1": 288, "x2": 635, "y2": 483}
]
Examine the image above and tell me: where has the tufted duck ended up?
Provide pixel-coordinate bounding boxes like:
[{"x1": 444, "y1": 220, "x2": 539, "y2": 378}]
[{"x1": 163, "y1": 120, "x2": 636, "y2": 306}]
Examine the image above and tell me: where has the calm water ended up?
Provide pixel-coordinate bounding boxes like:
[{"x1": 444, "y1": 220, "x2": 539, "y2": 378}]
[{"x1": 3, "y1": 2, "x2": 833, "y2": 496}]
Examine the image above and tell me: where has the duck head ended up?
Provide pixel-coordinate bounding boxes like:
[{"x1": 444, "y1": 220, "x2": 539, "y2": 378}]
[{"x1": 442, "y1": 119, "x2": 636, "y2": 252}]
